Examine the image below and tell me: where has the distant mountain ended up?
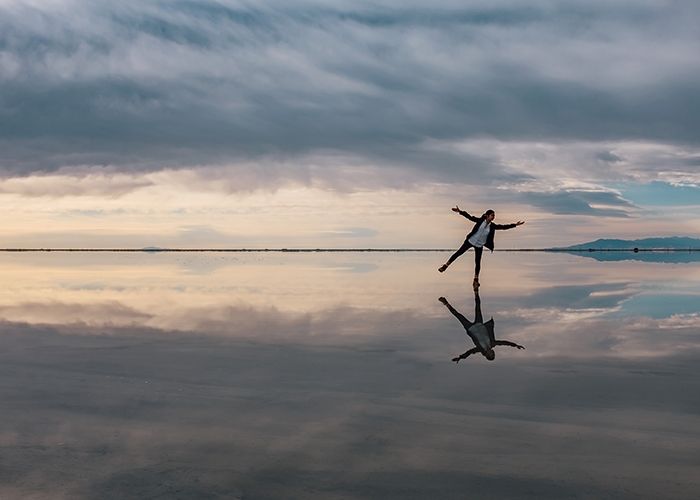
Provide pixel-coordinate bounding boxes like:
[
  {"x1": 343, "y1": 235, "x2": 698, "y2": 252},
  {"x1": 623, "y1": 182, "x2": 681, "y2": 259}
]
[{"x1": 562, "y1": 236, "x2": 700, "y2": 250}]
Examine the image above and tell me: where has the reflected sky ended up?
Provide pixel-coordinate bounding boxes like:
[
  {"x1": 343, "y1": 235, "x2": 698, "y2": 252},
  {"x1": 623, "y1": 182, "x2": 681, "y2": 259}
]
[{"x1": 1, "y1": 252, "x2": 699, "y2": 499}]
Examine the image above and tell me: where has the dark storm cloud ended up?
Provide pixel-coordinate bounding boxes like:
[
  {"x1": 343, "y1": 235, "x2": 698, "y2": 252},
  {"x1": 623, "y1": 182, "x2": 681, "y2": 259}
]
[
  {"x1": 596, "y1": 151, "x2": 623, "y2": 163},
  {"x1": 1, "y1": 0, "x2": 699, "y2": 193},
  {"x1": 518, "y1": 189, "x2": 636, "y2": 217}
]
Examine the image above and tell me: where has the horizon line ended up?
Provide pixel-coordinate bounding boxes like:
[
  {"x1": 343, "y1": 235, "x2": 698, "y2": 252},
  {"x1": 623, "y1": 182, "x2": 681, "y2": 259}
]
[{"x1": 0, "y1": 248, "x2": 699, "y2": 253}]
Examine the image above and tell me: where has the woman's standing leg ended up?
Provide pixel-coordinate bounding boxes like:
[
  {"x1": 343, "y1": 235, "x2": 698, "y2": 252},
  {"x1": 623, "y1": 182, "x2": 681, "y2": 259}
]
[{"x1": 439, "y1": 239, "x2": 473, "y2": 272}]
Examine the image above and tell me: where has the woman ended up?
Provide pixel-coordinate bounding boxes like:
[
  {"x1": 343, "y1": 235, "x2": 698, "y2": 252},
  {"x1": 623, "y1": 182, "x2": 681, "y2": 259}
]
[{"x1": 438, "y1": 206, "x2": 524, "y2": 289}]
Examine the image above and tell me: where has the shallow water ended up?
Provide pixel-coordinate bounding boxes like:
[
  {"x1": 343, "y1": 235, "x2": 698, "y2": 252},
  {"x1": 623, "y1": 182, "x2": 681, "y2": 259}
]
[{"x1": 1, "y1": 252, "x2": 699, "y2": 499}]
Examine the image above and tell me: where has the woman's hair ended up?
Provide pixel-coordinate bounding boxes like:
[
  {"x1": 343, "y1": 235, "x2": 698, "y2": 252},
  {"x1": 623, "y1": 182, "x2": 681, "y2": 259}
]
[{"x1": 482, "y1": 209, "x2": 495, "y2": 218}]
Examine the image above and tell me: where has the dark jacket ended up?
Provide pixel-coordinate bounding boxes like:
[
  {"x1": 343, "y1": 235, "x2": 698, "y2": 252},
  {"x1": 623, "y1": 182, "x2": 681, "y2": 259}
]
[{"x1": 459, "y1": 210, "x2": 517, "y2": 251}]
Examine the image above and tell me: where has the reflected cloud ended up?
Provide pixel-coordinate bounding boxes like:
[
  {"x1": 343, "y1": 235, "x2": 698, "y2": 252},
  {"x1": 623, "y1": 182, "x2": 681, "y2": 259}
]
[
  {"x1": 0, "y1": 301, "x2": 152, "y2": 327},
  {"x1": 0, "y1": 253, "x2": 696, "y2": 363},
  {"x1": 501, "y1": 312, "x2": 700, "y2": 359},
  {"x1": 519, "y1": 282, "x2": 637, "y2": 310}
]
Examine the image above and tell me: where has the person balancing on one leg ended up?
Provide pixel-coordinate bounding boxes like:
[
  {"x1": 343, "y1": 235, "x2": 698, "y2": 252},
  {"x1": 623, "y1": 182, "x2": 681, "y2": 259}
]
[{"x1": 438, "y1": 207, "x2": 525, "y2": 289}]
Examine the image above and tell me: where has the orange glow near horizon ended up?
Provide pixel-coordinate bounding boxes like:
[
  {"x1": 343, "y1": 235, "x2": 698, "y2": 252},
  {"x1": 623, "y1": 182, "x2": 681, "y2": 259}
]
[{"x1": 0, "y1": 177, "x2": 697, "y2": 249}]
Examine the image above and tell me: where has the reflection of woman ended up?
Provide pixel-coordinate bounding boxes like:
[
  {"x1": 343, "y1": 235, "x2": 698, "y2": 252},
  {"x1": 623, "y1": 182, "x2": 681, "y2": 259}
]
[
  {"x1": 439, "y1": 207, "x2": 524, "y2": 289},
  {"x1": 439, "y1": 291, "x2": 524, "y2": 362}
]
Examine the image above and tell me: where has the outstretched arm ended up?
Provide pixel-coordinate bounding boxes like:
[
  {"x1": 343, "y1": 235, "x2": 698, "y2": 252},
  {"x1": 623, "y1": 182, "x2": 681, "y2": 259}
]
[
  {"x1": 492, "y1": 220, "x2": 525, "y2": 230},
  {"x1": 495, "y1": 340, "x2": 525, "y2": 349},
  {"x1": 451, "y1": 205, "x2": 480, "y2": 223},
  {"x1": 452, "y1": 347, "x2": 480, "y2": 363}
]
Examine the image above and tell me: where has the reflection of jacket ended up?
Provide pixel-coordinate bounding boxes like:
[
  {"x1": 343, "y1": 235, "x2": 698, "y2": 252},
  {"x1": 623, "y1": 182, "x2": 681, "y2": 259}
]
[
  {"x1": 467, "y1": 320, "x2": 495, "y2": 354},
  {"x1": 459, "y1": 211, "x2": 516, "y2": 251}
]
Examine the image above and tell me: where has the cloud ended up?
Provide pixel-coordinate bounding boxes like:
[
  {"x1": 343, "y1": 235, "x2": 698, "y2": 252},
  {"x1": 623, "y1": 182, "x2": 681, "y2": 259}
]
[
  {"x1": 595, "y1": 151, "x2": 622, "y2": 163},
  {"x1": 0, "y1": 167, "x2": 153, "y2": 197},
  {"x1": 0, "y1": 0, "x2": 699, "y2": 195},
  {"x1": 517, "y1": 189, "x2": 636, "y2": 217},
  {"x1": 1, "y1": 224, "x2": 254, "y2": 248},
  {"x1": 319, "y1": 227, "x2": 378, "y2": 238}
]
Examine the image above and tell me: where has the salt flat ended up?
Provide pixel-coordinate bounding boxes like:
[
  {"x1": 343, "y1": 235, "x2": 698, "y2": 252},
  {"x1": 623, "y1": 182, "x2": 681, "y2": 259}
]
[{"x1": 0, "y1": 252, "x2": 698, "y2": 499}]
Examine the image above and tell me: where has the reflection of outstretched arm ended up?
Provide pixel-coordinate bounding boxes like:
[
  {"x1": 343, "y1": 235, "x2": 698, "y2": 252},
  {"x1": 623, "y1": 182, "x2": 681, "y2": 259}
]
[
  {"x1": 452, "y1": 347, "x2": 480, "y2": 363},
  {"x1": 495, "y1": 340, "x2": 525, "y2": 349},
  {"x1": 439, "y1": 297, "x2": 473, "y2": 330}
]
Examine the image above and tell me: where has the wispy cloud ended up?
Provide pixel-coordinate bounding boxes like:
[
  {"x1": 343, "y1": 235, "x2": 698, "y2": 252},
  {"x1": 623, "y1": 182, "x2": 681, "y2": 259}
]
[
  {"x1": 0, "y1": 167, "x2": 153, "y2": 197},
  {"x1": 319, "y1": 227, "x2": 379, "y2": 238}
]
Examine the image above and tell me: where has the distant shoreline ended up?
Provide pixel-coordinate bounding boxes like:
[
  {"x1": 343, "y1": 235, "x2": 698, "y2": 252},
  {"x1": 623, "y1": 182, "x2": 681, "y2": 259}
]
[{"x1": 0, "y1": 248, "x2": 698, "y2": 253}]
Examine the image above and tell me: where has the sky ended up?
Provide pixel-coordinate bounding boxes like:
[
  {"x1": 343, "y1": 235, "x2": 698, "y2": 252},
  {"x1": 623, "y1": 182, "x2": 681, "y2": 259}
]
[{"x1": 0, "y1": 0, "x2": 699, "y2": 248}]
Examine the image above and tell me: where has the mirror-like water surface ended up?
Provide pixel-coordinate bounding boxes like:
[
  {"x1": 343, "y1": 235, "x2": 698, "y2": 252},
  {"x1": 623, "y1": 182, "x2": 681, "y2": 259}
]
[{"x1": 1, "y1": 252, "x2": 698, "y2": 499}]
